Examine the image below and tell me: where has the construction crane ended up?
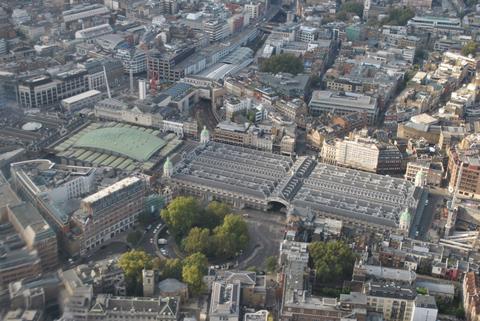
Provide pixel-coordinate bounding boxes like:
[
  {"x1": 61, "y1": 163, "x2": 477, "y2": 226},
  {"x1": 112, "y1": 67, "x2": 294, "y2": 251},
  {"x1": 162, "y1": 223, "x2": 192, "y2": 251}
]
[{"x1": 102, "y1": 64, "x2": 111, "y2": 99}]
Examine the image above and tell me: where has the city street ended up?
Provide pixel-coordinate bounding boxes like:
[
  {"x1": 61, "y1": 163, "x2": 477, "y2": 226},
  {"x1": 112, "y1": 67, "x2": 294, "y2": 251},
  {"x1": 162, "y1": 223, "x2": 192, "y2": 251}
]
[{"x1": 415, "y1": 191, "x2": 446, "y2": 240}]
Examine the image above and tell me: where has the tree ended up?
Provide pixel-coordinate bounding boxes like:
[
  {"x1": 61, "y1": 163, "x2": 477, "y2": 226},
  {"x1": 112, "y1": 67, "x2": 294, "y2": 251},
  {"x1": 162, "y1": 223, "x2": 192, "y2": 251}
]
[
  {"x1": 183, "y1": 227, "x2": 212, "y2": 255},
  {"x1": 127, "y1": 230, "x2": 143, "y2": 246},
  {"x1": 247, "y1": 110, "x2": 256, "y2": 123},
  {"x1": 138, "y1": 211, "x2": 154, "y2": 226},
  {"x1": 310, "y1": 75, "x2": 322, "y2": 89},
  {"x1": 338, "y1": 1, "x2": 364, "y2": 18},
  {"x1": 414, "y1": 48, "x2": 428, "y2": 64},
  {"x1": 161, "y1": 196, "x2": 200, "y2": 239},
  {"x1": 261, "y1": 53, "x2": 304, "y2": 75},
  {"x1": 308, "y1": 241, "x2": 355, "y2": 284},
  {"x1": 265, "y1": 256, "x2": 278, "y2": 273},
  {"x1": 153, "y1": 258, "x2": 183, "y2": 280},
  {"x1": 213, "y1": 214, "x2": 249, "y2": 258},
  {"x1": 118, "y1": 250, "x2": 153, "y2": 295},
  {"x1": 462, "y1": 41, "x2": 478, "y2": 57},
  {"x1": 336, "y1": 11, "x2": 348, "y2": 21},
  {"x1": 182, "y1": 253, "x2": 208, "y2": 295},
  {"x1": 203, "y1": 201, "x2": 230, "y2": 229},
  {"x1": 380, "y1": 7, "x2": 414, "y2": 26}
]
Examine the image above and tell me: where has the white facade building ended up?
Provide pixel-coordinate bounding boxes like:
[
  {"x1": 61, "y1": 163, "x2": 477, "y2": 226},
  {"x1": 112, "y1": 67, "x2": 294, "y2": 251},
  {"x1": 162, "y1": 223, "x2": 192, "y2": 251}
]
[
  {"x1": 61, "y1": 90, "x2": 104, "y2": 113},
  {"x1": 244, "y1": 3, "x2": 261, "y2": 20},
  {"x1": 309, "y1": 91, "x2": 379, "y2": 125},
  {"x1": 411, "y1": 296, "x2": 438, "y2": 321}
]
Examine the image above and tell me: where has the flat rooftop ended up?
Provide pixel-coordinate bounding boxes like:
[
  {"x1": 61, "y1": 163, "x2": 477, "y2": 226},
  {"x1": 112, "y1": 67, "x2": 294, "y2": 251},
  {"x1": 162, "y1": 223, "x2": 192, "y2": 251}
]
[{"x1": 82, "y1": 176, "x2": 141, "y2": 204}]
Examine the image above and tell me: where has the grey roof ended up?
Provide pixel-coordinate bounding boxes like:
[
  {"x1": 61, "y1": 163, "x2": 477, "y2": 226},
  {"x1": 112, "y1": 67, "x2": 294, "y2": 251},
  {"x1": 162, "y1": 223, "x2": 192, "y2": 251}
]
[
  {"x1": 171, "y1": 142, "x2": 423, "y2": 229},
  {"x1": 172, "y1": 142, "x2": 293, "y2": 199},
  {"x1": 90, "y1": 294, "x2": 178, "y2": 315},
  {"x1": 158, "y1": 278, "x2": 187, "y2": 292},
  {"x1": 366, "y1": 281, "x2": 416, "y2": 300},
  {"x1": 292, "y1": 163, "x2": 420, "y2": 227},
  {"x1": 416, "y1": 281, "x2": 455, "y2": 296},
  {"x1": 0, "y1": 246, "x2": 40, "y2": 271},
  {"x1": 164, "y1": 82, "x2": 194, "y2": 100},
  {"x1": 210, "y1": 281, "x2": 240, "y2": 317},
  {"x1": 415, "y1": 295, "x2": 437, "y2": 309}
]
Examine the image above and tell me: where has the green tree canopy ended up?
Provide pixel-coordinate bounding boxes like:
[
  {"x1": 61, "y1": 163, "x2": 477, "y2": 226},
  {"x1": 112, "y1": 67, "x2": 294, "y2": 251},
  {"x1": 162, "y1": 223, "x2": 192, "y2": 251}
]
[
  {"x1": 118, "y1": 250, "x2": 153, "y2": 278},
  {"x1": 338, "y1": 1, "x2": 364, "y2": 19},
  {"x1": 183, "y1": 227, "x2": 212, "y2": 256},
  {"x1": 381, "y1": 7, "x2": 415, "y2": 26},
  {"x1": 118, "y1": 250, "x2": 153, "y2": 295},
  {"x1": 182, "y1": 253, "x2": 208, "y2": 295},
  {"x1": 153, "y1": 258, "x2": 183, "y2": 280},
  {"x1": 213, "y1": 214, "x2": 249, "y2": 258},
  {"x1": 161, "y1": 196, "x2": 200, "y2": 239},
  {"x1": 265, "y1": 256, "x2": 278, "y2": 273},
  {"x1": 308, "y1": 241, "x2": 355, "y2": 284},
  {"x1": 462, "y1": 41, "x2": 478, "y2": 57},
  {"x1": 202, "y1": 201, "x2": 231, "y2": 229},
  {"x1": 261, "y1": 53, "x2": 304, "y2": 75}
]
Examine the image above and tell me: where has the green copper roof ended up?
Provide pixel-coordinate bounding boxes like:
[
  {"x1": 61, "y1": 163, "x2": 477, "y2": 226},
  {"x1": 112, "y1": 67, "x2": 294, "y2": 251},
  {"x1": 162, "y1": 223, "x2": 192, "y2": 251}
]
[{"x1": 73, "y1": 127, "x2": 166, "y2": 162}]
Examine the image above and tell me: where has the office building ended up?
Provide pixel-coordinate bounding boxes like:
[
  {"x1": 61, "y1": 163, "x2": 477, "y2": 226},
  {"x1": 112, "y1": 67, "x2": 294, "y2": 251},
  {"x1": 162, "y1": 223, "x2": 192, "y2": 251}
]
[
  {"x1": 204, "y1": 20, "x2": 231, "y2": 42},
  {"x1": 245, "y1": 3, "x2": 261, "y2": 20},
  {"x1": 6, "y1": 202, "x2": 58, "y2": 272},
  {"x1": 447, "y1": 135, "x2": 480, "y2": 199},
  {"x1": 210, "y1": 281, "x2": 241, "y2": 321},
  {"x1": 0, "y1": 174, "x2": 49, "y2": 287},
  {"x1": 407, "y1": 16, "x2": 463, "y2": 35},
  {"x1": 72, "y1": 176, "x2": 148, "y2": 254},
  {"x1": 74, "y1": 24, "x2": 113, "y2": 42},
  {"x1": 296, "y1": 26, "x2": 317, "y2": 43},
  {"x1": 324, "y1": 136, "x2": 404, "y2": 174},
  {"x1": 62, "y1": 4, "x2": 110, "y2": 32},
  {"x1": 411, "y1": 296, "x2": 438, "y2": 321},
  {"x1": 115, "y1": 48, "x2": 147, "y2": 74},
  {"x1": 365, "y1": 281, "x2": 416, "y2": 321},
  {"x1": 464, "y1": 272, "x2": 480, "y2": 321},
  {"x1": 309, "y1": 91, "x2": 379, "y2": 125},
  {"x1": 17, "y1": 58, "x2": 121, "y2": 109},
  {"x1": 258, "y1": 72, "x2": 310, "y2": 99},
  {"x1": 10, "y1": 160, "x2": 97, "y2": 233},
  {"x1": 0, "y1": 38, "x2": 7, "y2": 55},
  {"x1": 405, "y1": 161, "x2": 443, "y2": 187},
  {"x1": 9, "y1": 273, "x2": 61, "y2": 310},
  {"x1": 61, "y1": 90, "x2": 104, "y2": 113},
  {"x1": 147, "y1": 46, "x2": 196, "y2": 82}
]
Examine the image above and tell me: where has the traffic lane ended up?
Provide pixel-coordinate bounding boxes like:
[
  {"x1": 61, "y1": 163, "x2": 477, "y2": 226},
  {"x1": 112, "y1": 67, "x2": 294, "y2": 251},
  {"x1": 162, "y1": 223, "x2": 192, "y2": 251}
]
[
  {"x1": 85, "y1": 241, "x2": 131, "y2": 263},
  {"x1": 416, "y1": 192, "x2": 445, "y2": 240}
]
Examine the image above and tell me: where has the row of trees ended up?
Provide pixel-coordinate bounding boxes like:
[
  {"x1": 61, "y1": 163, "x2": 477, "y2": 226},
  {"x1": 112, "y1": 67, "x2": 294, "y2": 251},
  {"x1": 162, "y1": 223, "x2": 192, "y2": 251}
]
[
  {"x1": 118, "y1": 250, "x2": 209, "y2": 296},
  {"x1": 161, "y1": 197, "x2": 249, "y2": 259}
]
